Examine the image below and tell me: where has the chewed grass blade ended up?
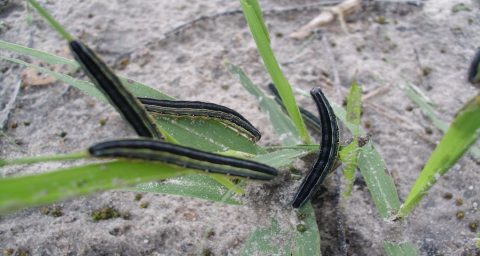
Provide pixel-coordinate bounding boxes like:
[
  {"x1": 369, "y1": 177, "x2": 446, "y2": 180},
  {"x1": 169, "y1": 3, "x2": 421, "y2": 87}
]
[{"x1": 0, "y1": 161, "x2": 191, "y2": 214}]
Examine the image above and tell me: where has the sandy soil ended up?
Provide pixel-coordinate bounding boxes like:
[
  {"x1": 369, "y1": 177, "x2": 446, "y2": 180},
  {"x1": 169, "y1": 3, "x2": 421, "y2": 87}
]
[{"x1": 0, "y1": 0, "x2": 479, "y2": 255}]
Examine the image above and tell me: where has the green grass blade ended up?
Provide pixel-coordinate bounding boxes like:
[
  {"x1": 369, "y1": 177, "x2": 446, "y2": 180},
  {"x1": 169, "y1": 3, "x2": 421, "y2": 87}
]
[
  {"x1": 346, "y1": 81, "x2": 362, "y2": 137},
  {"x1": 228, "y1": 63, "x2": 301, "y2": 145},
  {"x1": 402, "y1": 83, "x2": 480, "y2": 160},
  {"x1": 26, "y1": 0, "x2": 74, "y2": 41},
  {"x1": 398, "y1": 94, "x2": 480, "y2": 218},
  {"x1": 0, "y1": 161, "x2": 191, "y2": 214},
  {"x1": 2, "y1": 150, "x2": 244, "y2": 199},
  {"x1": 152, "y1": 115, "x2": 263, "y2": 154},
  {"x1": 1, "y1": 151, "x2": 86, "y2": 167},
  {"x1": 120, "y1": 78, "x2": 173, "y2": 100},
  {"x1": 339, "y1": 141, "x2": 359, "y2": 197},
  {"x1": 0, "y1": 40, "x2": 78, "y2": 66},
  {"x1": 241, "y1": 219, "x2": 289, "y2": 255},
  {"x1": 0, "y1": 54, "x2": 260, "y2": 154},
  {"x1": 254, "y1": 148, "x2": 312, "y2": 168},
  {"x1": 241, "y1": 202, "x2": 321, "y2": 256},
  {"x1": 292, "y1": 203, "x2": 322, "y2": 256},
  {"x1": 243, "y1": 0, "x2": 270, "y2": 42},
  {"x1": 209, "y1": 174, "x2": 245, "y2": 195},
  {"x1": 384, "y1": 241, "x2": 418, "y2": 256},
  {"x1": 239, "y1": 0, "x2": 312, "y2": 144},
  {"x1": 132, "y1": 174, "x2": 242, "y2": 205},
  {"x1": 334, "y1": 103, "x2": 367, "y2": 136},
  {"x1": 341, "y1": 82, "x2": 362, "y2": 197},
  {"x1": 402, "y1": 84, "x2": 448, "y2": 131},
  {"x1": 358, "y1": 142, "x2": 401, "y2": 219}
]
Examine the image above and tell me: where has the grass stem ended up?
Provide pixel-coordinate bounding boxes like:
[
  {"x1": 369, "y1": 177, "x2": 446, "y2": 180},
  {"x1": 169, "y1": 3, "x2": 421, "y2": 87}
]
[
  {"x1": 27, "y1": 0, "x2": 74, "y2": 41},
  {"x1": 240, "y1": 0, "x2": 312, "y2": 144},
  {"x1": 1, "y1": 151, "x2": 88, "y2": 167}
]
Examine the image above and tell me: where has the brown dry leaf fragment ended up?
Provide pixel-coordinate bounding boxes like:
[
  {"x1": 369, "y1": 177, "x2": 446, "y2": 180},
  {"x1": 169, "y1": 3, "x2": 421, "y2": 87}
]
[
  {"x1": 289, "y1": 0, "x2": 362, "y2": 40},
  {"x1": 20, "y1": 46, "x2": 76, "y2": 87},
  {"x1": 21, "y1": 68, "x2": 56, "y2": 86},
  {"x1": 113, "y1": 53, "x2": 131, "y2": 70}
]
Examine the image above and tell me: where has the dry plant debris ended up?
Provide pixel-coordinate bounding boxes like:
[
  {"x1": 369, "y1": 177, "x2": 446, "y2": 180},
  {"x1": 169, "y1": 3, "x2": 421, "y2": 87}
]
[{"x1": 289, "y1": 0, "x2": 362, "y2": 39}]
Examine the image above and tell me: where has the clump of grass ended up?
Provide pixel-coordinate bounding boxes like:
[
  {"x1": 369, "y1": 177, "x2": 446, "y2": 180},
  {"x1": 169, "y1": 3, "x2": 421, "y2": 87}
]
[
  {"x1": 91, "y1": 206, "x2": 128, "y2": 221},
  {"x1": 40, "y1": 206, "x2": 63, "y2": 217},
  {"x1": 296, "y1": 224, "x2": 307, "y2": 233},
  {"x1": 134, "y1": 193, "x2": 143, "y2": 201},
  {"x1": 139, "y1": 201, "x2": 149, "y2": 209},
  {"x1": 470, "y1": 221, "x2": 478, "y2": 233}
]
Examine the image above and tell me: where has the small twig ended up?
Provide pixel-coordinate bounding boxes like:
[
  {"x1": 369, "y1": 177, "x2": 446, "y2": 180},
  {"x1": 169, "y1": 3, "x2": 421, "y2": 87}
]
[
  {"x1": 362, "y1": 86, "x2": 390, "y2": 102},
  {"x1": 164, "y1": 10, "x2": 242, "y2": 38},
  {"x1": 289, "y1": 0, "x2": 362, "y2": 39},
  {"x1": 374, "y1": 0, "x2": 423, "y2": 6},
  {"x1": 289, "y1": 0, "x2": 425, "y2": 40}
]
